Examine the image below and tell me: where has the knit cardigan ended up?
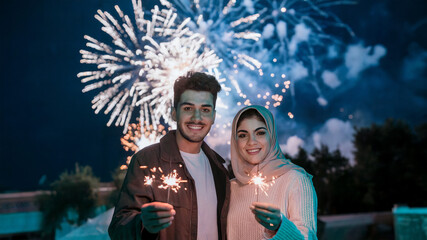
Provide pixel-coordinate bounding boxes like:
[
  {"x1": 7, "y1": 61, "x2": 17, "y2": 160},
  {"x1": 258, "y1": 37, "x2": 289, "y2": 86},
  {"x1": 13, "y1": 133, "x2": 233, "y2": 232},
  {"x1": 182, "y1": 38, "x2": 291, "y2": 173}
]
[{"x1": 227, "y1": 169, "x2": 317, "y2": 240}]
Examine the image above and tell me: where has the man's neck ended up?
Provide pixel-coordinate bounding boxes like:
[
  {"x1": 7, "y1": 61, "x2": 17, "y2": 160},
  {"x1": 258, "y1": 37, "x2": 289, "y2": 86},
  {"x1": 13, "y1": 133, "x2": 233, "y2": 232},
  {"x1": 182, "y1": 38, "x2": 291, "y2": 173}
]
[{"x1": 175, "y1": 132, "x2": 203, "y2": 154}]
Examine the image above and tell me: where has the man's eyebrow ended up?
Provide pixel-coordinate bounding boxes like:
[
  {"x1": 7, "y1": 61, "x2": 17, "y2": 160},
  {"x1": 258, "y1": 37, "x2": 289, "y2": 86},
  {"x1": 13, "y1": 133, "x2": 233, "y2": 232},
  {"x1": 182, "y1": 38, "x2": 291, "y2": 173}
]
[
  {"x1": 180, "y1": 102, "x2": 195, "y2": 106},
  {"x1": 179, "y1": 102, "x2": 213, "y2": 108}
]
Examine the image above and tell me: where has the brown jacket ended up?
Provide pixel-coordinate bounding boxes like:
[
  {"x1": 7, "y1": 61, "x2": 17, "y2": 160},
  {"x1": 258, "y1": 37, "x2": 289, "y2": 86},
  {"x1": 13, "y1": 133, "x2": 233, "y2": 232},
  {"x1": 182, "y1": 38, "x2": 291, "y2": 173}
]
[{"x1": 109, "y1": 131, "x2": 230, "y2": 240}]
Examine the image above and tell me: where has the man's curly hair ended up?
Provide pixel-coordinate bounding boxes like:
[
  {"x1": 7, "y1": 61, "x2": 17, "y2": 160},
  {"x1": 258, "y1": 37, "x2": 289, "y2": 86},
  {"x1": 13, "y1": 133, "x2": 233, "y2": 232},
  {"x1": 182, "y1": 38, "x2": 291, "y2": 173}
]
[{"x1": 173, "y1": 72, "x2": 222, "y2": 109}]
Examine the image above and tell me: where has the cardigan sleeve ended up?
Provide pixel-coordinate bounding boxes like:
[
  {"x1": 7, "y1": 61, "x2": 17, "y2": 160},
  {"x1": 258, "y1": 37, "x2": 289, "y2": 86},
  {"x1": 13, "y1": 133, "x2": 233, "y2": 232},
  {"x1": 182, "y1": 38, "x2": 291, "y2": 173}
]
[
  {"x1": 108, "y1": 153, "x2": 158, "y2": 240},
  {"x1": 266, "y1": 172, "x2": 318, "y2": 240}
]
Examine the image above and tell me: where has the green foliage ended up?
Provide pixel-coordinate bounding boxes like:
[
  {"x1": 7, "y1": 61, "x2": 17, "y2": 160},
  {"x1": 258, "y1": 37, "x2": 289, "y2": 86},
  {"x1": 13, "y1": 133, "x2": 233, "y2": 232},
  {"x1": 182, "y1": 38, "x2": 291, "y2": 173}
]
[
  {"x1": 287, "y1": 118, "x2": 427, "y2": 215},
  {"x1": 289, "y1": 146, "x2": 356, "y2": 214},
  {"x1": 37, "y1": 163, "x2": 100, "y2": 238},
  {"x1": 107, "y1": 166, "x2": 127, "y2": 208},
  {"x1": 353, "y1": 119, "x2": 427, "y2": 211}
]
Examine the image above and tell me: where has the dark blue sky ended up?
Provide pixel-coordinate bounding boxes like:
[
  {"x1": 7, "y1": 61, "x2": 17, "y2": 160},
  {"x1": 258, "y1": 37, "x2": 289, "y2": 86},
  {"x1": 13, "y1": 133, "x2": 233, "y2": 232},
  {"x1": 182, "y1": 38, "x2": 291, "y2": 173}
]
[{"x1": 0, "y1": 0, "x2": 426, "y2": 192}]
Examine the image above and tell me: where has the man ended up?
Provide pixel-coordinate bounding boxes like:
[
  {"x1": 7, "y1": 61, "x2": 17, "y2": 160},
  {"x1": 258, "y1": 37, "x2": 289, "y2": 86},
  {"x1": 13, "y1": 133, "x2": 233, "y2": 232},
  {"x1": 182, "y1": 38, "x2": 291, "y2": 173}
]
[{"x1": 109, "y1": 72, "x2": 230, "y2": 240}]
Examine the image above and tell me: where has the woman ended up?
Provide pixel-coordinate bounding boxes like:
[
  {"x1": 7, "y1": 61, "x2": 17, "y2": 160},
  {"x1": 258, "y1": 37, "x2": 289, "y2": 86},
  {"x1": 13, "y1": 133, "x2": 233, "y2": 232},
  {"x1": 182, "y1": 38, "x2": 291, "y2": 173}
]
[{"x1": 227, "y1": 106, "x2": 317, "y2": 240}]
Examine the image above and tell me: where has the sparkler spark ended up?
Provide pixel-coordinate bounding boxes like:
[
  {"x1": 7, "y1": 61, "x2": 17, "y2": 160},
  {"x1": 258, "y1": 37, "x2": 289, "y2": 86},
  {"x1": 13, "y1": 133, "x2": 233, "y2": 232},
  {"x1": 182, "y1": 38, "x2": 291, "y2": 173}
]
[
  {"x1": 249, "y1": 172, "x2": 275, "y2": 197},
  {"x1": 158, "y1": 169, "x2": 187, "y2": 193},
  {"x1": 144, "y1": 176, "x2": 154, "y2": 185}
]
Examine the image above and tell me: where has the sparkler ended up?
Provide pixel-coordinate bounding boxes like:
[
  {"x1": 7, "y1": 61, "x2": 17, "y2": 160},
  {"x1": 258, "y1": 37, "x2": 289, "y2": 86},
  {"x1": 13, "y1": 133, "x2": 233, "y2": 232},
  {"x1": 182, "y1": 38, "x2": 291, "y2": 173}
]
[
  {"x1": 158, "y1": 169, "x2": 188, "y2": 203},
  {"x1": 249, "y1": 166, "x2": 276, "y2": 201},
  {"x1": 140, "y1": 166, "x2": 187, "y2": 203}
]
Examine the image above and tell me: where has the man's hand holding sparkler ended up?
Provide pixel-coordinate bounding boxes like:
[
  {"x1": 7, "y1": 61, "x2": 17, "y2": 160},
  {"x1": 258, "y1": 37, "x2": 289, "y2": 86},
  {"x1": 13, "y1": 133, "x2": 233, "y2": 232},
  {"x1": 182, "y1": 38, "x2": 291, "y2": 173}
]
[
  {"x1": 140, "y1": 202, "x2": 176, "y2": 233},
  {"x1": 250, "y1": 202, "x2": 282, "y2": 231}
]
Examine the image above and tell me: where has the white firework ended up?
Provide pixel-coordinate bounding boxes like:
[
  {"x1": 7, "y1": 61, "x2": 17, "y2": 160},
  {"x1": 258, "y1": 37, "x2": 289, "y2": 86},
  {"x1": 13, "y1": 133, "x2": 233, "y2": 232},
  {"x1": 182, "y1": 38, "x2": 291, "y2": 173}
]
[
  {"x1": 78, "y1": 1, "x2": 225, "y2": 133},
  {"x1": 160, "y1": 0, "x2": 266, "y2": 95},
  {"x1": 161, "y1": 0, "x2": 356, "y2": 110}
]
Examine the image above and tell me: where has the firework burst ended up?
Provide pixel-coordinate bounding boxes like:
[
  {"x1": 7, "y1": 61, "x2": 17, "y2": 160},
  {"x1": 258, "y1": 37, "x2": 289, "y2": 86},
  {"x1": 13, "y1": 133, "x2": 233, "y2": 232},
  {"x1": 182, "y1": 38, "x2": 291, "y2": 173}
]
[
  {"x1": 78, "y1": 1, "x2": 226, "y2": 133},
  {"x1": 161, "y1": 0, "x2": 263, "y2": 73},
  {"x1": 245, "y1": 0, "x2": 356, "y2": 107},
  {"x1": 120, "y1": 121, "x2": 167, "y2": 167}
]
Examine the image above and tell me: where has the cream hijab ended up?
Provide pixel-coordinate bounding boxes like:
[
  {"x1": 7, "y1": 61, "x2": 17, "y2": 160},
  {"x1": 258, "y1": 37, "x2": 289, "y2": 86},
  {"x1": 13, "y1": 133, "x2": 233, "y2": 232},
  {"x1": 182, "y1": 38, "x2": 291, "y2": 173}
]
[{"x1": 230, "y1": 105, "x2": 310, "y2": 184}]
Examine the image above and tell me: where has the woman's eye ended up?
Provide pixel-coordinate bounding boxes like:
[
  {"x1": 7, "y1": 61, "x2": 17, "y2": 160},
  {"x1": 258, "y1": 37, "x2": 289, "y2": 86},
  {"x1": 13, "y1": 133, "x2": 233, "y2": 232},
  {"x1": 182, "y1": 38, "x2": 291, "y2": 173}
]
[
  {"x1": 237, "y1": 133, "x2": 247, "y2": 139},
  {"x1": 257, "y1": 131, "x2": 266, "y2": 136}
]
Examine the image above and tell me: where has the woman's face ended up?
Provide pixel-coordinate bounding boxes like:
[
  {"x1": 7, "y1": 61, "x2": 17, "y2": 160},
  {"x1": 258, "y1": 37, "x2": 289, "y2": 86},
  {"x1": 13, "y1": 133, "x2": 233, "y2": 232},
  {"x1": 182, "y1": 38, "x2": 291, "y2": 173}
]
[{"x1": 236, "y1": 117, "x2": 271, "y2": 165}]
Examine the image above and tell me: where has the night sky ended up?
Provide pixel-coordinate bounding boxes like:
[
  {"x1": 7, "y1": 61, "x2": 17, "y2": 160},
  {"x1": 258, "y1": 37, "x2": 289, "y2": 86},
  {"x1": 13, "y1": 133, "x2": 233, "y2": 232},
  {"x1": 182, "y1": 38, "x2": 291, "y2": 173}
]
[{"x1": 0, "y1": 0, "x2": 426, "y2": 192}]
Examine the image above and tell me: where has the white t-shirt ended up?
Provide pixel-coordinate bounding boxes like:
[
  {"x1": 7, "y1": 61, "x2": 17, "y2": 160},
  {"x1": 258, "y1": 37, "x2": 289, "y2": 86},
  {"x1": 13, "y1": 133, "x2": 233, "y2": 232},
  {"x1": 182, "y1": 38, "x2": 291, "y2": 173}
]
[{"x1": 180, "y1": 150, "x2": 218, "y2": 240}]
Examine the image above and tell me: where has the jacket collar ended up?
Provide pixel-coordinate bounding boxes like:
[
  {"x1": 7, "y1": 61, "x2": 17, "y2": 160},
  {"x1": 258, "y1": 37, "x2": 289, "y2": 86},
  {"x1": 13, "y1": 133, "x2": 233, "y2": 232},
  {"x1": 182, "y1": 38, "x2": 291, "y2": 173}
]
[{"x1": 159, "y1": 130, "x2": 224, "y2": 164}]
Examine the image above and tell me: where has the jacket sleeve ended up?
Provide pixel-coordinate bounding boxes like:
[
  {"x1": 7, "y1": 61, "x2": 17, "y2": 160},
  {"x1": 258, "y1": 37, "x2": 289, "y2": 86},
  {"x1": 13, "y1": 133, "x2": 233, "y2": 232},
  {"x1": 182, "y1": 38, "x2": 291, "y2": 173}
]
[
  {"x1": 266, "y1": 172, "x2": 318, "y2": 240},
  {"x1": 108, "y1": 153, "x2": 158, "y2": 240}
]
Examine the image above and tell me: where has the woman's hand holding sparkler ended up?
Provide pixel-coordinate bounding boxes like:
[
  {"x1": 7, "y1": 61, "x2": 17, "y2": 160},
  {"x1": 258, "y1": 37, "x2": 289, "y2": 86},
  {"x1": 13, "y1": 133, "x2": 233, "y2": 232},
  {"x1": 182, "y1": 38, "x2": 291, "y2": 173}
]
[
  {"x1": 140, "y1": 202, "x2": 176, "y2": 233},
  {"x1": 250, "y1": 202, "x2": 282, "y2": 231}
]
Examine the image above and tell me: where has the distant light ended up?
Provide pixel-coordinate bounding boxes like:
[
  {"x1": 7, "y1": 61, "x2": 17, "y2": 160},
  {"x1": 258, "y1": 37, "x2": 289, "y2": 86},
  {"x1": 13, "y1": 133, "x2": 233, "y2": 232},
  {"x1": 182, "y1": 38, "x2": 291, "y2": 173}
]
[
  {"x1": 273, "y1": 58, "x2": 277, "y2": 62},
  {"x1": 281, "y1": 74, "x2": 286, "y2": 78},
  {"x1": 281, "y1": 7, "x2": 287, "y2": 13},
  {"x1": 275, "y1": 83, "x2": 279, "y2": 88},
  {"x1": 270, "y1": 73, "x2": 275, "y2": 77}
]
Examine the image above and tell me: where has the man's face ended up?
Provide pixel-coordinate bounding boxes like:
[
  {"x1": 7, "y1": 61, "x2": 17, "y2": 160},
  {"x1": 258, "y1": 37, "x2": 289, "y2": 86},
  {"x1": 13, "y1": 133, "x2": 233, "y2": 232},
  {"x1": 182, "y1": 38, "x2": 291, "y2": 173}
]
[{"x1": 172, "y1": 90, "x2": 216, "y2": 143}]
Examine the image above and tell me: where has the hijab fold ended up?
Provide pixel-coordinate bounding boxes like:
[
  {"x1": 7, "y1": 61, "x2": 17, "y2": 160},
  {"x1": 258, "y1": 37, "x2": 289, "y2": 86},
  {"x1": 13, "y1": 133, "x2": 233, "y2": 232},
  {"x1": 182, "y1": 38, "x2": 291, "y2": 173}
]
[{"x1": 230, "y1": 105, "x2": 311, "y2": 184}]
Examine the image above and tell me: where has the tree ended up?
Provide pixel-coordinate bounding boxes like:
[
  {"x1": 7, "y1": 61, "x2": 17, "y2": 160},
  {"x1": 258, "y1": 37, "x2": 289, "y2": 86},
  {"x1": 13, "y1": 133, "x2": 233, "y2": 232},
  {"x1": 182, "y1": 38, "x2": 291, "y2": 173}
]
[
  {"x1": 38, "y1": 163, "x2": 100, "y2": 239},
  {"x1": 289, "y1": 146, "x2": 357, "y2": 214},
  {"x1": 353, "y1": 119, "x2": 427, "y2": 211},
  {"x1": 288, "y1": 147, "x2": 314, "y2": 175},
  {"x1": 107, "y1": 166, "x2": 127, "y2": 208},
  {"x1": 310, "y1": 145, "x2": 356, "y2": 214}
]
